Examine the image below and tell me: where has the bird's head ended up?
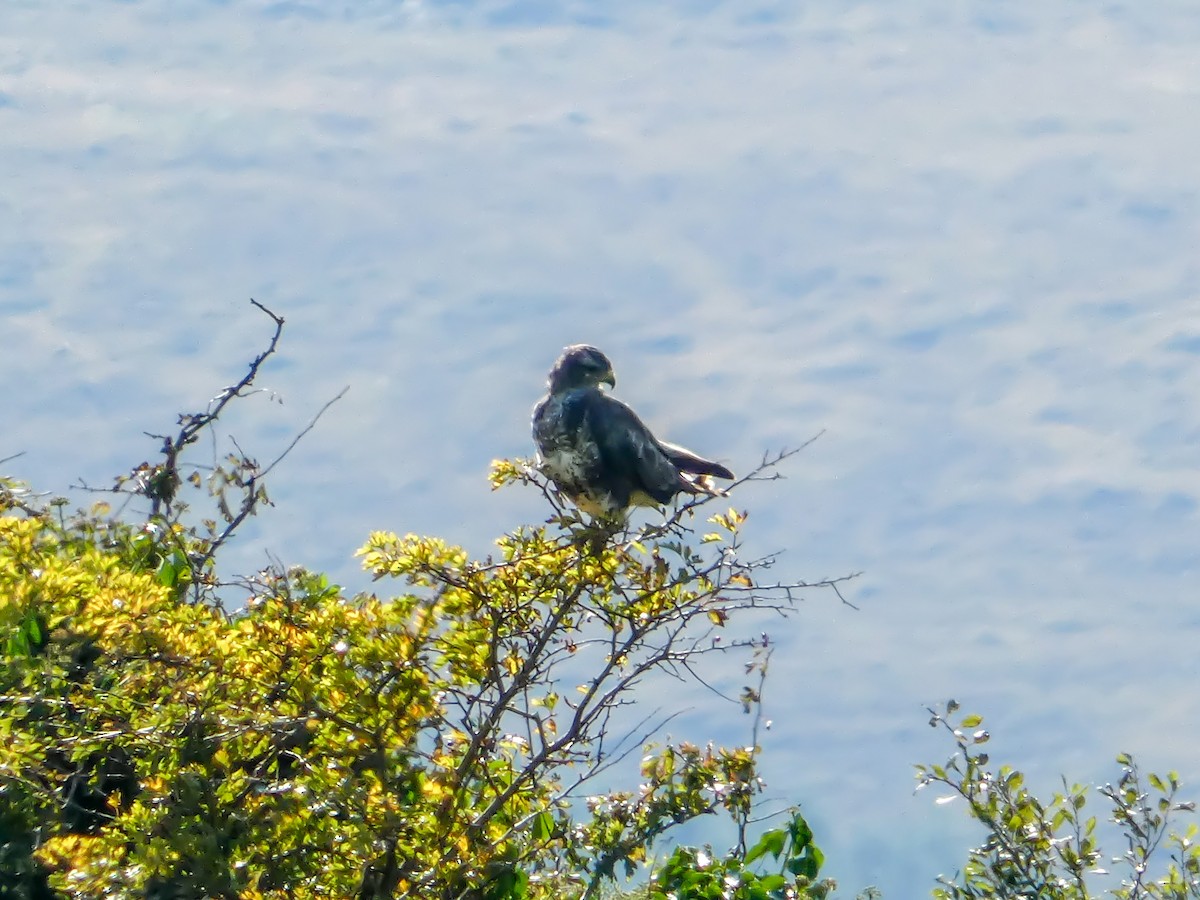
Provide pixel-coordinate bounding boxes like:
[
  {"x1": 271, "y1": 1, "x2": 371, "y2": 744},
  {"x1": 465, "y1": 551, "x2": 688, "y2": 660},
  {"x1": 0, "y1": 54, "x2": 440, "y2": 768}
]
[{"x1": 546, "y1": 344, "x2": 616, "y2": 393}]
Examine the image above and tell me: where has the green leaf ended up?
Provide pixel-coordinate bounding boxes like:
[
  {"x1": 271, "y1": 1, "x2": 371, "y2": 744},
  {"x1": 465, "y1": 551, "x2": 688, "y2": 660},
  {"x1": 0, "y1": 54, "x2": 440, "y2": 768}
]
[
  {"x1": 787, "y1": 850, "x2": 820, "y2": 879},
  {"x1": 156, "y1": 554, "x2": 178, "y2": 587},
  {"x1": 745, "y1": 828, "x2": 786, "y2": 864},
  {"x1": 532, "y1": 810, "x2": 553, "y2": 843},
  {"x1": 6, "y1": 607, "x2": 48, "y2": 659},
  {"x1": 787, "y1": 812, "x2": 813, "y2": 850},
  {"x1": 808, "y1": 844, "x2": 825, "y2": 871}
]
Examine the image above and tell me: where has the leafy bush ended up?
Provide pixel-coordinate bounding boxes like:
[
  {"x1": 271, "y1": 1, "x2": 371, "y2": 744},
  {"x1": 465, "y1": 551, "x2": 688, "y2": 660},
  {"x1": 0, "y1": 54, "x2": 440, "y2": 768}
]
[
  {"x1": 0, "y1": 307, "x2": 850, "y2": 898},
  {"x1": 918, "y1": 703, "x2": 1200, "y2": 900},
  {"x1": 648, "y1": 810, "x2": 837, "y2": 900},
  {"x1": 2, "y1": 470, "x2": 850, "y2": 898}
]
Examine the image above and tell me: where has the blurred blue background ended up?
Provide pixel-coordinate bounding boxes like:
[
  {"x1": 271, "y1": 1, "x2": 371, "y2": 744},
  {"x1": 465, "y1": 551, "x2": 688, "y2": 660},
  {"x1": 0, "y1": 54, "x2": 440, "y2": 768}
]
[{"x1": 3, "y1": 1, "x2": 1199, "y2": 894}]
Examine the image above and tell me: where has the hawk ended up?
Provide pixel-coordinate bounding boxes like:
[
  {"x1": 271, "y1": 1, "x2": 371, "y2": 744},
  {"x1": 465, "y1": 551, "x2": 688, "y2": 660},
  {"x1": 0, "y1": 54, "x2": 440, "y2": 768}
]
[{"x1": 531, "y1": 344, "x2": 735, "y2": 517}]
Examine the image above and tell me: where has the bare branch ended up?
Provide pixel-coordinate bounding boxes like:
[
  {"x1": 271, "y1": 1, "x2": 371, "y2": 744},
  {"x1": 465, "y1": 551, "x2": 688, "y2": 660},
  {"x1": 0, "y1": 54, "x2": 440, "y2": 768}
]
[{"x1": 260, "y1": 385, "x2": 349, "y2": 481}]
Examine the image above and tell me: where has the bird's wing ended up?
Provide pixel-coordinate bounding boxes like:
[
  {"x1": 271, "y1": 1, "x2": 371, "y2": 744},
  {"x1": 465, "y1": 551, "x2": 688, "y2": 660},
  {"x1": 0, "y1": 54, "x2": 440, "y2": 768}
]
[
  {"x1": 657, "y1": 440, "x2": 735, "y2": 481},
  {"x1": 587, "y1": 394, "x2": 686, "y2": 505}
]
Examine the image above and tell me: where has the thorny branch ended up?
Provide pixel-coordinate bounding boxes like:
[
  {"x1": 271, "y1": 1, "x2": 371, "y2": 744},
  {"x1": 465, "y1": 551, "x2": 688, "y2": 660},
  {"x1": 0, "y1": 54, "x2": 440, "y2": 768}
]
[{"x1": 73, "y1": 299, "x2": 347, "y2": 605}]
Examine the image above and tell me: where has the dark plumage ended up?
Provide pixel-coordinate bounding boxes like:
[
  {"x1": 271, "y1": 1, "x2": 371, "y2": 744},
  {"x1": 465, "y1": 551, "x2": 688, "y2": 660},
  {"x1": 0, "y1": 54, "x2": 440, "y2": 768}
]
[{"x1": 531, "y1": 344, "x2": 735, "y2": 517}]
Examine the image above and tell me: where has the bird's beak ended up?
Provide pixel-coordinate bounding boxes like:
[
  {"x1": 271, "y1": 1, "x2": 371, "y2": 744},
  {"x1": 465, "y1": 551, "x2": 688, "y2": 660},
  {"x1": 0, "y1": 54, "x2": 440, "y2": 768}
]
[{"x1": 601, "y1": 370, "x2": 616, "y2": 389}]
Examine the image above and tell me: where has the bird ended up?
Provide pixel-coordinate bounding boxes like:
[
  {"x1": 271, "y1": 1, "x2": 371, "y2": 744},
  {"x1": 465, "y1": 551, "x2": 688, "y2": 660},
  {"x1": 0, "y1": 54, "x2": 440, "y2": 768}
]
[{"x1": 531, "y1": 344, "x2": 735, "y2": 517}]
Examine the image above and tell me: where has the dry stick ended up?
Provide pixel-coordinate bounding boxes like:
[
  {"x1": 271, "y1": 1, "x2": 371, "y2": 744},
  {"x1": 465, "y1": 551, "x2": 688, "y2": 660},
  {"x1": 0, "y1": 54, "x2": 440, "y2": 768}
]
[{"x1": 144, "y1": 298, "x2": 285, "y2": 519}]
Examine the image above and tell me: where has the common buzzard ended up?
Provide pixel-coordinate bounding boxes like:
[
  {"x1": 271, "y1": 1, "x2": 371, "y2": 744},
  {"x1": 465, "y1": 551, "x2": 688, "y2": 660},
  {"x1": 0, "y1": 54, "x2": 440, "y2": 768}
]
[{"x1": 532, "y1": 344, "x2": 734, "y2": 517}]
